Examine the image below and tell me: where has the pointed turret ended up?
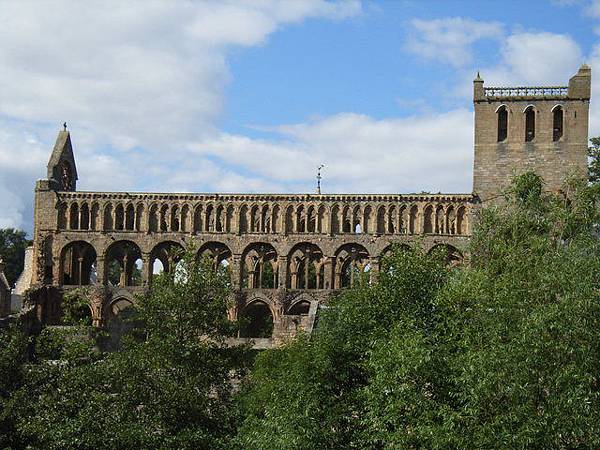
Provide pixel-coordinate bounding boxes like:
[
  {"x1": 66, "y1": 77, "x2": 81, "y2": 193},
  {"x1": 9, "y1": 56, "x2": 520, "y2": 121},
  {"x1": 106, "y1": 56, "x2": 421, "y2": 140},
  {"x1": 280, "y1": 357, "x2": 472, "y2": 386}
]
[{"x1": 47, "y1": 126, "x2": 78, "y2": 191}]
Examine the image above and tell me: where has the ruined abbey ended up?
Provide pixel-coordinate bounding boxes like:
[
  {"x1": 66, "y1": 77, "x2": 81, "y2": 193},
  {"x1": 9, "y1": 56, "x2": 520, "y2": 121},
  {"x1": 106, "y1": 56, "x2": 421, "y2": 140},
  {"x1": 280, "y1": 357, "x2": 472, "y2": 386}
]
[{"x1": 16, "y1": 66, "x2": 591, "y2": 344}]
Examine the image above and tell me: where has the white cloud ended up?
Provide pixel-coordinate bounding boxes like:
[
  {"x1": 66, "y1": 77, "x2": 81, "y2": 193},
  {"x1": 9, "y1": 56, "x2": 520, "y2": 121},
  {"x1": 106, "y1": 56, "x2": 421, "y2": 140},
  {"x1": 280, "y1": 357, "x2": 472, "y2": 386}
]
[
  {"x1": 0, "y1": 1, "x2": 360, "y2": 151},
  {"x1": 406, "y1": 17, "x2": 503, "y2": 67},
  {"x1": 191, "y1": 110, "x2": 474, "y2": 195},
  {"x1": 0, "y1": 0, "x2": 361, "y2": 231},
  {"x1": 482, "y1": 32, "x2": 583, "y2": 86}
]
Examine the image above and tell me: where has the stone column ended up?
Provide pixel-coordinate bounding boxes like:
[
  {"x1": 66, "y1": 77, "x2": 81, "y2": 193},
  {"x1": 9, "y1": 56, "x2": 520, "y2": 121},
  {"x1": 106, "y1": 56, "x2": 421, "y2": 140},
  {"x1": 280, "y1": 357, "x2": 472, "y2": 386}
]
[
  {"x1": 277, "y1": 255, "x2": 288, "y2": 289},
  {"x1": 230, "y1": 254, "x2": 242, "y2": 290},
  {"x1": 141, "y1": 252, "x2": 151, "y2": 286},
  {"x1": 96, "y1": 256, "x2": 106, "y2": 286}
]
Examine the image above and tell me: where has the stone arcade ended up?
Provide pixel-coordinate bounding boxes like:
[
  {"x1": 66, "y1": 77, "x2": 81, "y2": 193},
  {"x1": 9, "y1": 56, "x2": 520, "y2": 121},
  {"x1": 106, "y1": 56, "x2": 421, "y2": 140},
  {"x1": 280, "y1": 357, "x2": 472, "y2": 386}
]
[{"x1": 20, "y1": 67, "x2": 591, "y2": 344}]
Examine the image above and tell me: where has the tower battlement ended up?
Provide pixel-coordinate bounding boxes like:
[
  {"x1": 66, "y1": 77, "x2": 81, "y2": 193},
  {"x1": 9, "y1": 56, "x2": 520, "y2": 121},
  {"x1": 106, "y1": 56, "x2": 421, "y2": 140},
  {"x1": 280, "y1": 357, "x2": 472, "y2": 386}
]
[{"x1": 473, "y1": 65, "x2": 590, "y2": 202}]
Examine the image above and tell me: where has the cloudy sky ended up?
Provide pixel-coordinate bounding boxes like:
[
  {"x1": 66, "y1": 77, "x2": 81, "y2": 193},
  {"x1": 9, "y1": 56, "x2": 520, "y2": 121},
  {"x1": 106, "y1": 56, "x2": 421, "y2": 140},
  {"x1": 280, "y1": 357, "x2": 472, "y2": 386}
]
[{"x1": 1, "y1": 0, "x2": 599, "y2": 234}]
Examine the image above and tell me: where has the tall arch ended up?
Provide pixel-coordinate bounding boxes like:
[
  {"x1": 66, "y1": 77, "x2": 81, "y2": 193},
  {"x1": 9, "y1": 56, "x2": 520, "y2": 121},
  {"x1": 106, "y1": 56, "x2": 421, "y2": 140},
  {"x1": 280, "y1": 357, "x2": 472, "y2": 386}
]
[
  {"x1": 376, "y1": 206, "x2": 386, "y2": 235},
  {"x1": 69, "y1": 203, "x2": 79, "y2": 230},
  {"x1": 239, "y1": 300, "x2": 274, "y2": 338},
  {"x1": 149, "y1": 204, "x2": 159, "y2": 232},
  {"x1": 135, "y1": 203, "x2": 145, "y2": 231},
  {"x1": 287, "y1": 243, "x2": 325, "y2": 289},
  {"x1": 193, "y1": 205, "x2": 203, "y2": 232},
  {"x1": 90, "y1": 203, "x2": 100, "y2": 231},
  {"x1": 552, "y1": 105, "x2": 563, "y2": 141},
  {"x1": 334, "y1": 243, "x2": 370, "y2": 288},
  {"x1": 105, "y1": 240, "x2": 143, "y2": 286},
  {"x1": 150, "y1": 241, "x2": 184, "y2": 281},
  {"x1": 60, "y1": 241, "x2": 97, "y2": 285},
  {"x1": 271, "y1": 204, "x2": 280, "y2": 233},
  {"x1": 524, "y1": 105, "x2": 535, "y2": 142},
  {"x1": 115, "y1": 204, "x2": 125, "y2": 230},
  {"x1": 409, "y1": 205, "x2": 418, "y2": 234},
  {"x1": 170, "y1": 205, "x2": 180, "y2": 232},
  {"x1": 239, "y1": 205, "x2": 249, "y2": 234},
  {"x1": 80, "y1": 203, "x2": 90, "y2": 230},
  {"x1": 241, "y1": 243, "x2": 278, "y2": 289},
  {"x1": 103, "y1": 204, "x2": 114, "y2": 231},
  {"x1": 125, "y1": 204, "x2": 135, "y2": 231},
  {"x1": 497, "y1": 105, "x2": 508, "y2": 142},
  {"x1": 423, "y1": 205, "x2": 434, "y2": 234},
  {"x1": 197, "y1": 242, "x2": 232, "y2": 273}
]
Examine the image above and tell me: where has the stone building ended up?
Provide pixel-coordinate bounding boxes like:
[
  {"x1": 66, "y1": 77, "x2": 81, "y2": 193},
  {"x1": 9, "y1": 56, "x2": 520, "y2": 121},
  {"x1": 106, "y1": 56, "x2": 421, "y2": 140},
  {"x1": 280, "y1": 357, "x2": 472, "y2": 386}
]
[
  {"x1": 23, "y1": 67, "x2": 591, "y2": 343},
  {"x1": 0, "y1": 259, "x2": 11, "y2": 318}
]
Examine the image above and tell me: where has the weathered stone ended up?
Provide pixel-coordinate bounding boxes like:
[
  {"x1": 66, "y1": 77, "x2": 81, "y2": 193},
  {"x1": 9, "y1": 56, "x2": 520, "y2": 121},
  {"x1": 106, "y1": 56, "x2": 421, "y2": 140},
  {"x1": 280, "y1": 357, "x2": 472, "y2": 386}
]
[{"x1": 21, "y1": 67, "x2": 590, "y2": 343}]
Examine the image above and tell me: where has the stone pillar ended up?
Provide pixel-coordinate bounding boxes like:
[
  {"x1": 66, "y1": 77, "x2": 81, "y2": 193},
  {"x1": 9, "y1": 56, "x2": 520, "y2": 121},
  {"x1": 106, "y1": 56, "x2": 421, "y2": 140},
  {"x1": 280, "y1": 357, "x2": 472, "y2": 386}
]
[
  {"x1": 277, "y1": 255, "x2": 288, "y2": 289},
  {"x1": 140, "y1": 252, "x2": 151, "y2": 286},
  {"x1": 230, "y1": 254, "x2": 242, "y2": 290},
  {"x1": 52, "y1": 255, "x2": 61, "y2": 286},
  {"x1": 96, "y1": 256, "x2": 106, "y2": 285}
]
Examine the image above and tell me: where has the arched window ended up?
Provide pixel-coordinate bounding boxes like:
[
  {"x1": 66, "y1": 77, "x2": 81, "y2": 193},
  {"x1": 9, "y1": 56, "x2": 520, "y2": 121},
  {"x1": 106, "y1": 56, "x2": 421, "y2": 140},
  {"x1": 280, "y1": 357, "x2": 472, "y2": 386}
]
[
  {"x1": 239, "y1": 301, "x2": 273, "y2": 338},
  {"x1": 242, "y1": 243, "x2": 278, "y2": 289},
  {"x1": 60, "y1": 241, "x2": 97, "y2": 285},
  {"x1": 497, "y1": 105, "x2": 508, "y2": 142},
  {"x1": 553, "y1": 106, "x2": 563, "y2": 141},
  {"x1": 287, "y1": 243, "x2": 325, "y2": 289},
  {"x1": 525, "y1": 106, "x2": 535, "y2": 142},
  {"x1": 69, "y1": 203, "x2": 79, "y2": 230},
  {"x1": 423, "y1": 205, "x2": 434, "y2": 234},
  {"x1": 288, "y1": 300, "x2": 310, "y2": 315},
  {"x1": 105, "y1": 240, "x2": 143, "y2": 286}
]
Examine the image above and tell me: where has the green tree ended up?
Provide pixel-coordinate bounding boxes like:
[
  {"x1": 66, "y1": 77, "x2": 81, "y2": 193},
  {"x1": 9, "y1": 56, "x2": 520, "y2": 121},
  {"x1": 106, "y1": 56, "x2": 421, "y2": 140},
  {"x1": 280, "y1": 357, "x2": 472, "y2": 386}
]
[
  {"x1": 237, "y1": 172, "x2": 600, "y2": 449},
  {"x1": 0, "y1": 324, "x2": 29, "y2": 450},
  {"x1": 236, "y1": 246, "x2": 449, "y2": 449},
  {"x1": 13, "y1": 248, "x2": 247, "y2": 450},
  {"x1": 0, "y1": 228, "x2": 29, "y2": 286},
  {"x1": 589, "y1": 136, "x2": 600, "y2": 185}
]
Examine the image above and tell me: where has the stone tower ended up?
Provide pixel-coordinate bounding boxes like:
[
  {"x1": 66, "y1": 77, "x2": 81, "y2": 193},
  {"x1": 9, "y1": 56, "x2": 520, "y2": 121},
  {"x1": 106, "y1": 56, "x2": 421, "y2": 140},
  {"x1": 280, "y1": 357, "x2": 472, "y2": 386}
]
[{"x1": 473, "y1": 65, "x2": 591, "y2": 202}]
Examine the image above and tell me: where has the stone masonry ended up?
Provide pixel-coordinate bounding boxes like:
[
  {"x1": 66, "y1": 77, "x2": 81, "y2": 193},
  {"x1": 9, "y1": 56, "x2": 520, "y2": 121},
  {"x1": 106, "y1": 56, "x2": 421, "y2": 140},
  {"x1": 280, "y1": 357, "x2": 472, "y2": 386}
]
[{"x1": 24, "y1": 67, "x2": 590, "y2": 343}]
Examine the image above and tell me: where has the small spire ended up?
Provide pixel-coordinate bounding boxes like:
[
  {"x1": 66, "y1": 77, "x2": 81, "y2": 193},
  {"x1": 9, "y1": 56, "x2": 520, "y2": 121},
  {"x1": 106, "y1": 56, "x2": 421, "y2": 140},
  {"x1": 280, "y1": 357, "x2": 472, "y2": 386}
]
[
  {"x1": 63, "y1": 122, "x2": 67, "y2": 131},
  {"x1": 316, "y1": 165, "x2": 324, "y2": 194},
  {"x1": 474, "y1": 71, "x2": 483, "y2": 82}
]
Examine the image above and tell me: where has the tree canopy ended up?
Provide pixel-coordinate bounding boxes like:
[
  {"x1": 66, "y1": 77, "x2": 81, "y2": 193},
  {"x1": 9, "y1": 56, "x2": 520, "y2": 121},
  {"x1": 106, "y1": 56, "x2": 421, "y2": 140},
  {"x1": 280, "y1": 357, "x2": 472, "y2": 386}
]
[
  {"x1": 0, "y1": 228, "x2": 29, "y2": 287},
  {"x1": 235, "y1": 172, "x2": 600, "y2": 448}
]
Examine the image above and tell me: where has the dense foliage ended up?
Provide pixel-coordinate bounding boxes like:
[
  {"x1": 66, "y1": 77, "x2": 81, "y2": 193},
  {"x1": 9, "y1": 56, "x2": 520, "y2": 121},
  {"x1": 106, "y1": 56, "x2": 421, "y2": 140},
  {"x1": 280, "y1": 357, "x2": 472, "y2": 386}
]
[
  {"x1": 235, "y1": 172, "x2": 600, "y2": 448},
  {"x1": 0, "y1": 228, "x2": 29, "y2": 286},
  {"x1": 1, "y1": 250, "x2": 246, "y2": 450},
  {"x1": 2, "y1": 171, "x2": 600, "y2": 448}
]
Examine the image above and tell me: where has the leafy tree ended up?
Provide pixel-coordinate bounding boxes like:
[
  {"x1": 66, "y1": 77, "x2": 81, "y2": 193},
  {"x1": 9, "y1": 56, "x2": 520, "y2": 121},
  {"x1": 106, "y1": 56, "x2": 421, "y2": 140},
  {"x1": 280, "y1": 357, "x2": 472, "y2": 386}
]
[
  {"x1": 0, "y1": 228, "x2": 29, "y2": 286},
  {"x1": 0, "y1": 324, "x2": 29, "y2": 450},
  {"x1": 437, "y1": 173, "x2": 600, "y2": 447},
  {"x1": 235, "y1": 246, "x2": 449, "y2": 449},
  {"x1": 12, "y1": 248, "x2": 247, "y2": 450},
  {"x1": 589, "y1": 136, "x2": 600, "y2": 185},
  {"x1": 237, "y1": 172, "x2": 600, "y2": 449}
]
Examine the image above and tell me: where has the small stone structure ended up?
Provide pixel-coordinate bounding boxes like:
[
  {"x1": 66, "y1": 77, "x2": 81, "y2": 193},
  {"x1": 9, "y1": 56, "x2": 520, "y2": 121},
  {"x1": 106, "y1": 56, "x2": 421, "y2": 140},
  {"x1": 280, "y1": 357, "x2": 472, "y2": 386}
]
[{"x1": 21, "y1": 67, "x2": 590, "y2": 344}]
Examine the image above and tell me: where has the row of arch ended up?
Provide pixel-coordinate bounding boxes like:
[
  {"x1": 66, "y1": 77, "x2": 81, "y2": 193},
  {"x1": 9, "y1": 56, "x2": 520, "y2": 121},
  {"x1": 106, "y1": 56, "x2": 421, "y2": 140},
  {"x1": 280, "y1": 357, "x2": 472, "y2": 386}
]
[
  {"x1": 58, "y1": 201, "x2": 470, "y2": 236},
  {"x1": 497, "y1": 104, "x2": 564, "y2": 142},
  {"x1": 59, "y1": 239, "x2": 463, "y2": 291}
]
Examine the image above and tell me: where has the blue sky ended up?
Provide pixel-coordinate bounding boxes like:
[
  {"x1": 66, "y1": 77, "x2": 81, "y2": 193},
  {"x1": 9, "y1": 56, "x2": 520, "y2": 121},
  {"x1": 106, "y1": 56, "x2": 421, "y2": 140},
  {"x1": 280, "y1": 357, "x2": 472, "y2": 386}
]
[{"x1": 1, "y1": 0, "x2": 600, "y2": 234}]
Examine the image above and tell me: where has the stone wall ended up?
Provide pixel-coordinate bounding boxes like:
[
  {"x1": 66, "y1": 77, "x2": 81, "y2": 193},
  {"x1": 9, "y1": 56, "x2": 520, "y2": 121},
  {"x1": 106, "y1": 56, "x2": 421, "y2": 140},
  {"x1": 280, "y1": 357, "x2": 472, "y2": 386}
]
[{"x1": 473, "y1": 65, "x2": 590, "y2": 202}]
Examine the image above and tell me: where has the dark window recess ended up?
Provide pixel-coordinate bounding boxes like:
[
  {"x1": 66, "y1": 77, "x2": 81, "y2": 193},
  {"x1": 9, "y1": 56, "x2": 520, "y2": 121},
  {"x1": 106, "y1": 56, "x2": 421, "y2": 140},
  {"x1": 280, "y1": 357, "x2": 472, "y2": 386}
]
[
  {"x1": 497, "y1": 107, "x2": 508, "y2": 142},
  {"x1": 525, "y1": 108, "x2": 535, "y2": 142},
  {"x1": 553, "y1": 107, "x2": 563, "y2": 141}
]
